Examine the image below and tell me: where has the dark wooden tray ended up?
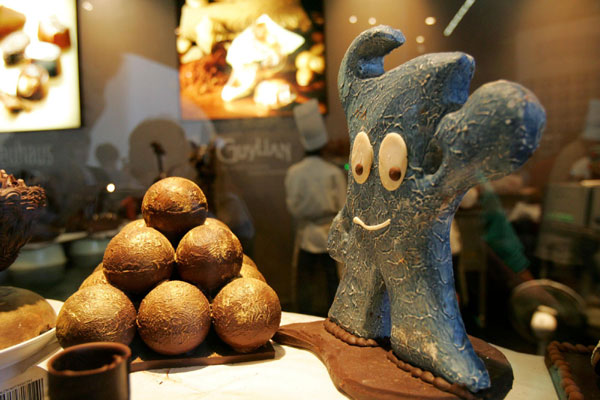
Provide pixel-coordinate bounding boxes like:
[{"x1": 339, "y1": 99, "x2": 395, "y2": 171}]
[{"x1": 129, "y1": 331, "x2": 275, "y2": 372}]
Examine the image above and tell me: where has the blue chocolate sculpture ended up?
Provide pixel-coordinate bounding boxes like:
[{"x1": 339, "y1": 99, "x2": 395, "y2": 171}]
[{"x1": 327, "y1": 26, "x2": 545, "y2": 393}]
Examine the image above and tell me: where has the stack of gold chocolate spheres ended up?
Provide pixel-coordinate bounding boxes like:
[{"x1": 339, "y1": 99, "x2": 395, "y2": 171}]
[{"x1": 55, "y1": 177, "x2": 281, "y2": 355}]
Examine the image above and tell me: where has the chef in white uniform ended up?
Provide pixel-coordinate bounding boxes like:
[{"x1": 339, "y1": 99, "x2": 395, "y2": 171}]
[{"x1": 285, "y1": 100, "x2": 347, "y2": 316}]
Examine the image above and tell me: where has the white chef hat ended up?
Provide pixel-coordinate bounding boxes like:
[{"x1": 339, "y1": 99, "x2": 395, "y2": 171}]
[
  {"x1": 293, "y1": 99, "x2": 328, "y2": 151},
  {"x1": 582, "y1": 98, "x2": 600, "y2": 141}
]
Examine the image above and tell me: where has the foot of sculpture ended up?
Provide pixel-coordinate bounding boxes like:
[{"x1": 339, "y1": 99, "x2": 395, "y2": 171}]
[
  {"x1": 324, "y1": 318, "x2": 380, "y2": 347},
  {"x1": 325, "y1": 318, "x2": 483, "y2": 399},
  {"x1": 387, "y1": 351, "x2": 478, "y2": 400}
]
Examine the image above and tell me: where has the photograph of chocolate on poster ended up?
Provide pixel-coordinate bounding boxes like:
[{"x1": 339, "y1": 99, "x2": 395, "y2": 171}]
[
  {"x1": 176, "y1": 0, "x2": 326, "y2": 120},
  {"x1": 0, "y1": 0, "x2": 81, "y2": 133}
]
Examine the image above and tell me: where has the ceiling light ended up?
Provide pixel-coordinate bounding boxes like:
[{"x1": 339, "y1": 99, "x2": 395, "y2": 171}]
[
  {"x1": 349, "y1": 15, "x2": 357, "y2": 24},
  {"x1": 81, "y1": 1, "x2": 94, "y2": 11},
  {"x1": 416, "y1": 36, "x2": 425, "y2": 44},
  {"x1": 368, "y1": 17, "x2": 377, "y2": 25},
  {"x1": 425, "y1": 17, "x2": 436, "y2": 26}
]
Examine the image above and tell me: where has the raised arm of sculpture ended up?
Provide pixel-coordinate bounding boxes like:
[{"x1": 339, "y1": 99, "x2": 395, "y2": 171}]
[{"x1": 326, "y1": 25, "x2": 545, "y2": 393}]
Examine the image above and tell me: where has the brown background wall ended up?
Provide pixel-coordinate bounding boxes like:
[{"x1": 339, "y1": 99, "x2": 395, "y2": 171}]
[{"x1": 1, "y1": 0, "x2": 599, "y2": 305}]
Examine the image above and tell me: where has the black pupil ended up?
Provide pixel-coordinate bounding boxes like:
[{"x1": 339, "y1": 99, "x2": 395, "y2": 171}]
[{"x1": 389, "y1": 167, "x2": 402, "y2": 181}]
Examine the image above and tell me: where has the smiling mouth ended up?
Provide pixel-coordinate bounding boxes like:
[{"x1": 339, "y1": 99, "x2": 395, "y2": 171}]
[{"x1": 353, "y1": 216, "x2": 391, "y2": 231}]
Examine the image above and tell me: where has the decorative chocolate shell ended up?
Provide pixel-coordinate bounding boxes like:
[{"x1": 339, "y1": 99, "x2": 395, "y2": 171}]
[
  {"x1": 239, "y1": 255, "x2": 265, "y2": 282},
  {"x1": 176, "y1": 223, "x2": 242, "y2": 294},
  {"x1": 119, "y1": 218, "x2": 146, "y2": 233},
  {"x1": 56, "y1": 285, "x2": 136, "y2": 348},
  {"x1": 142, "y1": 177, "x2": 207, "y2": 242},
  {"x1": 212, "y1": 278, "x2": 281, "y2": 353},
  {"x1": 136, "y1": 280, "x2": 210, "y2": 355},
  {"x1": 79, "y1": 268, "x2": 111, "y2": 290},
  {"x1": 102, "y1": 226, "x2": 175, "y2": 294},
  {"x1": 203, "y1": 217, "x2": 229, "y2": 231}
]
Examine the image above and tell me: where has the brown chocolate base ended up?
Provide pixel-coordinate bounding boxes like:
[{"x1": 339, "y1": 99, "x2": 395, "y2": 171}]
[
  {"x1": 545, "y1": 341, "x2": 599, "y2": 400},
  {"x1": 273, "y1": 321, "x2": 513, "y2": 400},
  {"x1": 129, "y1": 330, "x2": 275, "y2": 372}
]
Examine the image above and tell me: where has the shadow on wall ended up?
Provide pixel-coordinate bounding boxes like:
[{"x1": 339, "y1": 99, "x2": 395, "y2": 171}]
[
  {"x1": 127, "y1": 118, "x2": 196, "y2": 189},
  {"x1": 113, "y1": 117, "x2": 256, "y2": 256}
]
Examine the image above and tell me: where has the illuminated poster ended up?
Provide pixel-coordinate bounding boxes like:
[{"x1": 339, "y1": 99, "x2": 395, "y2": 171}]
[
  {"x1": 0, "y1": 0, "x2": 81, "y2": 132},
  {"x1": 176, "y1": 0, "x2": 326, "y2": 120}
]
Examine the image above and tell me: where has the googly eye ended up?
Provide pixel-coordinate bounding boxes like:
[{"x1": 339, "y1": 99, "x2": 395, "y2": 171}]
[
  {"x1": 378, "y1": 132, "x2": 408, "y2": 191},
  {"x1": 351, "y1": 131, "x2": 373, "y2": 184}
]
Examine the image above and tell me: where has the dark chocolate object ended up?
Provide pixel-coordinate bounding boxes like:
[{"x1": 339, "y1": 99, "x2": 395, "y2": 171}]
[
  {"x1": 79, "y1": 267, "x2": 112, "y2": 290},
  {"x1": 56, "y1": 285, "x2": 136, "y2": 348},
  {"x1": 102, "y1": 226, "x2": 175, "y2": 294},
  {"x1": 238, "y1": 262, "x2": 266, "y2": 282},
  {"x1": 129, "y1": 331, "x2": 275, "y2": 372},
  {"x1": 48, "y1": 342, "x2": 130, "y2": 400},
  {"x1": 212, "y1": 278, "x2": 281, "y2": 353},
  {"x1": 176, "y1": 223, "x2": 242, "y2": 294},
  {"x1": 274, "y1": 321, "x2": 513, "y2": 400},
  {"x1": 545, "y1": 341, "x2": 599, "y2": 400},
  {"x1": 142, "y1": 177, "x2": 207, "y2": 241},
  {"x1": 238, "y1": 252, "x2": 265, "y2": 282},
  {"x1": 119, "y1": 218, "x2": 146, "y2": 233},
  {"x1": 204, "y1": 217, "x2": 229, "y2": 231},
  {"x1": 242, "y1": 253, "x2": 258, "y2": 269},
  {"x1": 136, "y1": 280, "x2": 211, "y2": 355}
]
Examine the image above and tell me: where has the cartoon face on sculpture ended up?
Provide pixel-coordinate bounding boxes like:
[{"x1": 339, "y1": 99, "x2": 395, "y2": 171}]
[
  {"x1": 334, "y1": 39, "x2": 480, "y2": 247},
  {"x1": 327, "y1": 26, "x2": 545, "y2": 393}
]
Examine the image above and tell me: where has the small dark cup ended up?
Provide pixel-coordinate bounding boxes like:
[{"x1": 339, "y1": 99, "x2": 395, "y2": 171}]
[{"x1": 47, "y1": 342, "x2": 131, "y2": 400}]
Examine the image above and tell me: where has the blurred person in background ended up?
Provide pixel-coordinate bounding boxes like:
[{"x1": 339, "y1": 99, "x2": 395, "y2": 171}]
[{"x1": 285, "y1": 100, "x2": 346, "y2": 316}]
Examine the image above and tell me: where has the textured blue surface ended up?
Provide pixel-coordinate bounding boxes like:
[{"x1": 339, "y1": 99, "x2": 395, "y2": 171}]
[{"x1": 328, "y1": 26, "x2": 546, "y2": 393}]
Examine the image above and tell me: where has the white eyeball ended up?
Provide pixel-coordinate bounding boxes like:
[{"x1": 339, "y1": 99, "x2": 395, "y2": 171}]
[
  {"x1": 378, "y1": 132, "x2": 408, "y2": 191},
  {"x1": 351, "y1": 131, "x2": 373, "y2": 184}
]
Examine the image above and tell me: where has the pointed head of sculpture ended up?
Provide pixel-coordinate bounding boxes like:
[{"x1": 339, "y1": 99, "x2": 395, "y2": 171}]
[{"x1": 337, "y1": 26, "x2": 544, "y2": 236}]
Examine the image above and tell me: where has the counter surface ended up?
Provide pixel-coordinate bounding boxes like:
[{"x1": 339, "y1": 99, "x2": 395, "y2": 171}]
[
  {"x1": 0, "y1": 312, "x2": 557, "y2": 399},
  {"x1": 128, "y1": 312, "x2": 557, "y2": 400}
]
